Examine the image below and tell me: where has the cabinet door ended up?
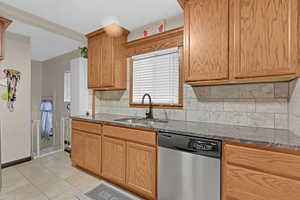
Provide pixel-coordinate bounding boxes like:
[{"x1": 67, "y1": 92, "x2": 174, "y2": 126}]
[
  {"x1": 71, "y1": 130, "x2": 85, "y2": 167},
  {"x1": 88, "y1": 36, "x2": 102, "y2": 88},
  {"x1": 185, "y1": 0, "x2": 229, "y2": 82},
  {"x1": 100, "y1": 35, "x2": 114, "y2": 88},
  {"x1": 231, "y1": 0, "x2": 298, "y2": 79},
  {"x1": 126, "y1": 142, "x2": 156, "y2": 199},
  {"x1": 102, "y1": 137, "x2": 126, "y2": 184},
  {"x1": 0, "y1": 22, "x2": 4, "y2": 60},
  {"x1": 85, "y1": 134, "x2": 101, "y2": 175},
  {"x1": 224, "y1": 165, "x2": 300, "y2": 200}
]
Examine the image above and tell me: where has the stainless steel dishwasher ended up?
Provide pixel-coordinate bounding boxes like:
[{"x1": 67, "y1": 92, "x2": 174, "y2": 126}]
[{"x1": 158, "y1": 132, "x2": 221, "y2": 200}]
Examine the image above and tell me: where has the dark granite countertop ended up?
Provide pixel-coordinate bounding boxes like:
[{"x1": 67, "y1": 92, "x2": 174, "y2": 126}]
[{"x1": 71, "y1": 113, "x2": 300, "y2": 151}]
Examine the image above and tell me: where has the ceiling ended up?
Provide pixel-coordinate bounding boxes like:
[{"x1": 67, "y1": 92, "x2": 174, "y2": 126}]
[
  {"x1": 8, "y1": 21, "x2": 82, "y2": 61},
  {"x1": 0, "y1": 0, "x2": 182, "y2": 33},
  {"x1": 0, "y1": 0, "x2": 182, "y2": 61}
]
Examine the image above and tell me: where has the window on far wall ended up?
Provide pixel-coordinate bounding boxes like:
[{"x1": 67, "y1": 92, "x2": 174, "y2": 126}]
[
  {"x1": 130, "y1": 47, "x2": 182, "y2": 107},
  {"x1": 64, "y1": 72, "x2": 71, "y2": 102}
]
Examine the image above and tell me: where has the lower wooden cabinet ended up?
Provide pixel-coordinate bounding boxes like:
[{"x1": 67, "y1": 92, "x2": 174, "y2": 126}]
[
  {"x1": 71, "y1": 129, "x2": 101, "y2": 175},
  {"x1": 222, "y1": 141, "x2": 300, "y2": 200},
  {"x1": 72, "y1": 122, "x2": 157, "y2": 200},
  {"x1": 102, "y1": 136, "x2": 126, "y2": 184},
  {"x1": 71, "y1": 130, "x2": 85, "y2": 168},
  {"x1": 84, "y1": 133, "x2": 101, "y2": 175},
  {"x1": 126, "y1": 142, "x2": 156, "y2": 199}
]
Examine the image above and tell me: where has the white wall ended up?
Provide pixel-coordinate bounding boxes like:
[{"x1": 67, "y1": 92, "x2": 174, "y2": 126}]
[
  {"x1": 0, "y1": 32, "x2": 31, "y2": 163},
  {"x1": 31, "y1": 60, "x2": 42, "y2": 120},
  {"x1": 42, "y1": 50, "x2": 80, "y2": 145}
]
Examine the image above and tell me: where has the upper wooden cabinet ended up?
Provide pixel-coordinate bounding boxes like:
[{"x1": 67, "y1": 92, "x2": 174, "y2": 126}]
[
  {"x1": 230, "y1": 0, "x2": 298, "y2": 80},
  {"x1": 0, "y1": 17, "x2": 12, "y2": 61},
  {"x1": 184, "y1": 0, "x2": 229, "y2": 82},
  {"x1": 86, "y1": 25, "x2": 129, "y2": 90},
  {"x1": 182, "y1": 0, "x2": 299, "y2": 85}
]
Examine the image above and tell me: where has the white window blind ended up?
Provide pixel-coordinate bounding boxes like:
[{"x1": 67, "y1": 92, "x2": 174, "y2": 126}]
[
  {"x1": 64, "y1": 72, "x2": 71, "y2": 102},
  {"x1": 132, "y1": 47, "x2": 179, "y2": 105}
]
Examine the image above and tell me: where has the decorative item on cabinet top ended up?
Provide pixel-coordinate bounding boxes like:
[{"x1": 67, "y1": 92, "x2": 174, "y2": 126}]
[{"x1": 79, "y1": 46, "x2": 88, "y2": 59}]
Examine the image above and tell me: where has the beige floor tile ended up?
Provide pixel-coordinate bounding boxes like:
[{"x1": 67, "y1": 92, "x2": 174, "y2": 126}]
[
  {"x1": 18, "y1": 166, "x2": 61, "y2": 185},
  {"x1": 35, "y1": 179, "x2": 77, "y2": 199},
  {"x1": 0, "y1": 183, "x2": 48, "y2": 200},
  {"x1": 65, "y1": 171, "x2": 100, "y2": 192},
  {"x1": 46, "y1": 164, "x2": 78, "y2": 179},
  {"x1": 0, "y1": 151, "x2": 104, "y2": 200},
  {"x1": 15, "y1": 159, "x2": 41, "y2": 169},
  {"x1": 53, "y1": 151, "x2": 70, "y2": 160},
  {"x1": 53, "y1": 152, "x2": 72, "y2": 165},
  {"x1": 50, "y1": 190, "x2": 80, "y2": 200},
  {"x1": 1, "y1": 167, "x2": 30, "y2": 194}
]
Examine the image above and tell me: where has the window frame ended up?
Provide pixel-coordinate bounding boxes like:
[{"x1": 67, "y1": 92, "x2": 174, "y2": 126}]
[{"x1": 129, "y1": 46, "x2": 184, "y2": 109}]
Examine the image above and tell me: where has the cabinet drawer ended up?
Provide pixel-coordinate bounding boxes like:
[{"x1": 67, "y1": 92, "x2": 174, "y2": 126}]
[
  {"x1": 224, "y1": 165, "x2": 300, "y2": 200},
  {"x1": 72, "y1": 120, "x2": 102, "y2": 135},
  {"x1": 224, "y1": 143, "x2": 300, "y2": 179},
  {"x1": 103, "y1": 125, "x2": 156, "y2": 146}
]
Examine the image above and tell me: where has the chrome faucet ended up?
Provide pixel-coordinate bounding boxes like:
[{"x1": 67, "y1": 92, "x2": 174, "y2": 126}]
[{"x1": 141, "y1": 93, "x2": 153, "y2": 119}]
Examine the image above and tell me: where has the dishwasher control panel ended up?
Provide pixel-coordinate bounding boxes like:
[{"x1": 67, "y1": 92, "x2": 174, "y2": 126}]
[
  {"x1": 190, "y1": 140, "x2": 217, "y2": 151},
  {"x1": 158, "y1": 132, "x2": 221, "y2": 158}
]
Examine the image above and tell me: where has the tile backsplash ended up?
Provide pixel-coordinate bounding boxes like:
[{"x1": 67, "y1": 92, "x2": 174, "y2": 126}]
[
  {"x1": 91, "y1": 80, "x2": 290, "y2": 129},
  {"x1": 289, "y1": 79, "x2": 300, "y2": 135}
]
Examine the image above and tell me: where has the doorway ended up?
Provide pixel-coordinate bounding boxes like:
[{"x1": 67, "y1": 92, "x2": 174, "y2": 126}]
[{"x1": 40, "y1": 97, "x2": 62, "y2": 155}]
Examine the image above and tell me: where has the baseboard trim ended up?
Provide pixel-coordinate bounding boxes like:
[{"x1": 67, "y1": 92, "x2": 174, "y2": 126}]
[{"x1": 2, "y1": 157, "x2": 32, "y2": 168}]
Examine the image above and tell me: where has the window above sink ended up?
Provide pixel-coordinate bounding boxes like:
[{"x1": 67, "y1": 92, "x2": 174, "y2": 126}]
[{"x1": 129, "y1": 47, "x2": 184, "y2": 109}]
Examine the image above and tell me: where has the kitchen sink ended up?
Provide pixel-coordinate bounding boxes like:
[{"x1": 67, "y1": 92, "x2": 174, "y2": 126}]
[{"x1": 114, "y1": 117, "x2": 168, "y2": 125}]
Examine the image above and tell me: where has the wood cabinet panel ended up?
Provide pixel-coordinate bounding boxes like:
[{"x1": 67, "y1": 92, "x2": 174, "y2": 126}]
[
  {"x1": 126, "y1": 142, "x2": 156, "y2": 199},
  {"x1": 0, "y1": 22, "x2": 3, "y2": 60},
  {"x1": 185, "y1": 0, "x2": 229, "y2": 82},
  {"x1": 103, "y1": 125, "x2": 156, "y2": 146},
  {"x1": 231, "y1": 0, "x2": 298, "y2": 79},
  {"x1": 224, "y1": 165, "x2": 300, "y2": 200},
  {"x1": 125, "y1": 27, "x2": 184, "y2": 57},
  {"x1": 85, "y1": 133, "x2": 101, "y2": 175},
  {"x1": 222, "y1": 142, "x2": 300, "y2": 200},
  {"x1": 71, "y1": 130, "x2": 85, "y2": 167},
  {"x1": 72, "y1": 120, "x2": 102, "y2": 135},
  {"x1": 100, "y1": 35, "x2": 114, "y2": 87},
  {"x1": 0, "y1": 17, "x2": 11, "y2": 61},
  {"x1": 88, "y1": 36, "x2": 101, "y2": 88},
  {"x1": 102, "y1": 136, "x2": 126, "y2": 184},
  {"x1": 225, "y1": 143, "x2": 300, "y2": 179}
]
